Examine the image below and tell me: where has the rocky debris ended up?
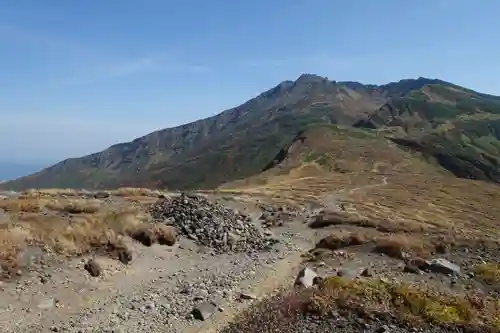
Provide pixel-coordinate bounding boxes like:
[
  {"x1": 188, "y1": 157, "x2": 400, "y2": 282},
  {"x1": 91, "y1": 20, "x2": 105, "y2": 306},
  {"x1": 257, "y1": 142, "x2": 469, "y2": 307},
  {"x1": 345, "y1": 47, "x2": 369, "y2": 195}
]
[
  {"x1": 117, "y1": 248, "x2": 133, "y2": 265},
  {"x1": 150, "y1": 193, "x2": 277, "y2": 253},
  {"x1": 403, "y1": 264, "x2": 421, "y2": 274},
  {"x1": 295, "y1": 267, "x2": 318, "y2": 288},
  {"x1": 192, "y1": 302, "x2": 217, "y2": 321},
  {"x1": 426, "y1": 258, "x2": 461, "y2": 276},
  {"x1": 93, "y1": 192, "x2": 110, "y2": 199},
  {"x1": 258, "y1": 204, "x2": 300, "y2": 228},
  {"x1": 84, "y1": 259, "x2": 102, "y2": 277}
]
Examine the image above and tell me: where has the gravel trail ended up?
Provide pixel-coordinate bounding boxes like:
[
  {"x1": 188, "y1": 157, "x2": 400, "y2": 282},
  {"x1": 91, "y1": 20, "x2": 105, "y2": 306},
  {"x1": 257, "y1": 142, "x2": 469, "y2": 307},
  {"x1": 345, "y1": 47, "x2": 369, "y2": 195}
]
[{"x1": 0, "y1": 195, "x2": 315, "y2": 333}]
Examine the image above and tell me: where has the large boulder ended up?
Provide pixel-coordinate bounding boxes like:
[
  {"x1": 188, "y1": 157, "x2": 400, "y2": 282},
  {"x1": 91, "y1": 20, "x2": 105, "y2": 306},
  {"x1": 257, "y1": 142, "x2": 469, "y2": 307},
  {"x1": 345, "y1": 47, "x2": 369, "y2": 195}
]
[
  {"x1": 192, "y1": 302, "x2": 217, "y2": 321},
  {"x1": 426, "y1": 258, "x2": 461, "y2": 275},
  {"x1": 295, "y1": 267, "x2": 318, "y2": 288},
  {"x1": 84, "y1": 259, "x2": 102, "y2": 277}
]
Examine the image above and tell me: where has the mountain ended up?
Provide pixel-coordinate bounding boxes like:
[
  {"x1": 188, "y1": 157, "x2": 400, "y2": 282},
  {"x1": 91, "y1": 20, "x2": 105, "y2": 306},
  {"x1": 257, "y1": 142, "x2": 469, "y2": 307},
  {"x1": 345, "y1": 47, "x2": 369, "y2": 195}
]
[
  {"x1": 2, "y1": 74, "x2": 500, "y2": 191},
  {"x1": 353, "y1": 83, "x2": 500, "y2": 183},
  {"x1": 220, "y1": 122, "x2": 443, "y2": 192}
]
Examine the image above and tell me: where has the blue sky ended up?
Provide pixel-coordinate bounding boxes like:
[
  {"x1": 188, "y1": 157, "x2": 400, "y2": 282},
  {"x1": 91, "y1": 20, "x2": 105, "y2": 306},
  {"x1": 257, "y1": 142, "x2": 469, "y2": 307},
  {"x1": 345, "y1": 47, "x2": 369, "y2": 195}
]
[{"x1": 1, "y1": 0, "x2": 499, "y2": 166}]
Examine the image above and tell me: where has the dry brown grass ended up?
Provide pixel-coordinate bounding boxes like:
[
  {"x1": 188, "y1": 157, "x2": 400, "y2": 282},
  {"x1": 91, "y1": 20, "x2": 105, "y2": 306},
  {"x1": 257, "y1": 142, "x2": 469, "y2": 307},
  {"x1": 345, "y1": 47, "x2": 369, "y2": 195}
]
[
  {"x1": 373, "y1": 235, "x2": 429, "y2": 259},
  {"x1": 0, "y1": 198, "x2": 49, "y2": 212},
  {"x1": 17, "y1": 187, "x2": 163, "y2": 199},
  {"x1": 0, "y1": 196, "x2": 150, "y2": 278},
  {"x1": 110, "y1": 187, "x2": 161, "y2": 197},
  {"x1": 0, "y1": 197, "x2": 102, "y2": 214},
  {"x1": 315, "y1": 230, "x2": 369, "y2": 251},
  {"x1": 222, "y1": 290, "x2": 310, "y2": 333},
  {"x1": 473, "y1": 263, "x2": 500, "y2": 285},
  {"x1": 309, "y1": 277, "x2": 500, "y2": 329},
  {"x1": 225, "y1": 277, "x2": 500, "y2": 332},
  {"x1": 0, "y1": 188, "x2": 176, "y2": 278},
  {"x1": 309, "y1": 210, "x2": 427, "y2": 233},
  {"x1": 221, "y1": 126, "x2": 500, "y2": 332},
  {"x1": 220, "y1": 124, "x2": 500, "y2": 254},
  {"x1": 45, "y1": 199, "x2": 101, "y2": 214},
  {"x1": 128, "y1": 223, "x2": 177, "y2": 246},
  {"x1": 226, "y1": 171, "x2": 500, "y2": 260},
  {"x1": 314, "y1": 230, "x2": 431, "y2": 260}
]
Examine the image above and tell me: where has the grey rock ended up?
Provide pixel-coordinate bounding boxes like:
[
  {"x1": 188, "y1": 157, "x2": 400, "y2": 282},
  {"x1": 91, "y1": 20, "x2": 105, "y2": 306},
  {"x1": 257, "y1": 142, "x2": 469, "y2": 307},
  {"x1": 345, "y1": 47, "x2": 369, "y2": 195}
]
[
  {"x1": 404, "y1": 264, "x2": 421, "y2": 274},
  {"x1": 295, "y1": 267, "x2": 318, "y2": 288},
  {"x1": 426, "y1": 258, "x2": 461, "y2": 275},
  {"x1": 192, "y1": 302, "x2": 217, "y2": 321},
  {"x1": 84, "y1": 259, "x2": 102, "y2": 277},
  {"x1": 360, "y1": 268, "x2": 372, "y2": 277},
  {"x1": 240, "y1": 292, "x2": 256, "y2": 300},
  {"x1": 94, "y1": 191, "x2": 110, "y2": 199}
]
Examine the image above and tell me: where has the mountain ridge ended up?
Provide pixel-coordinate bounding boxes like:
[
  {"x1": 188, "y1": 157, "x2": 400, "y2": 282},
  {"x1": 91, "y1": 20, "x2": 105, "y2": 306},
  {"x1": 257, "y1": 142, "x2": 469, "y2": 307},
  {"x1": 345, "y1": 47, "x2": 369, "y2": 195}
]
[{"x1": 2, "y1": 74, "x2": 500, "y2": 191}]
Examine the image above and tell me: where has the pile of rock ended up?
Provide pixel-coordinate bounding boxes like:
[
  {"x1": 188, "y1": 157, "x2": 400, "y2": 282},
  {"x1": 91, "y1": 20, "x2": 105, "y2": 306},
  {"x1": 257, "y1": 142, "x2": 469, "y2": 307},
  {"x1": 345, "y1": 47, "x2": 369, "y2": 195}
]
[{"x1": 150, "y1": 193, "x2": 277, "y2": 253}]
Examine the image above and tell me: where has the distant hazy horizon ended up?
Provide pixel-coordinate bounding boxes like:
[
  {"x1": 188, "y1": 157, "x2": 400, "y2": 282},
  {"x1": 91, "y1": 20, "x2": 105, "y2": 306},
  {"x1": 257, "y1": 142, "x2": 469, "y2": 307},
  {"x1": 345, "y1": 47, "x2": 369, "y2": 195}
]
[{"x1": 0, "y1": 162, "x2": 46, "y2": 181}]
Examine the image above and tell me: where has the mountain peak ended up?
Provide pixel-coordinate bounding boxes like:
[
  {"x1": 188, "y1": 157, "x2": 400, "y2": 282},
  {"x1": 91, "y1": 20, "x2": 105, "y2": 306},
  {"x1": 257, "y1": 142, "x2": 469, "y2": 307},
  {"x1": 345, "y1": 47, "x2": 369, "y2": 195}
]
[
  {"x1": 3, "y1": 74, "x2": 500, "y2": 191},
  {"x1": 295, "y1": 73, "x2": 331, "y2": 84}
]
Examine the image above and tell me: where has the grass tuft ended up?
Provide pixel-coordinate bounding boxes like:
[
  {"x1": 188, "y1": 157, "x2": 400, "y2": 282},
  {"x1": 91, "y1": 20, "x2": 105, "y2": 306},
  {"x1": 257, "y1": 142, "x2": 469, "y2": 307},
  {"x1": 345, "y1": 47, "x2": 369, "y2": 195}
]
[{"x1": 473, "y1": 263, "x2": 500, "y2": 285}]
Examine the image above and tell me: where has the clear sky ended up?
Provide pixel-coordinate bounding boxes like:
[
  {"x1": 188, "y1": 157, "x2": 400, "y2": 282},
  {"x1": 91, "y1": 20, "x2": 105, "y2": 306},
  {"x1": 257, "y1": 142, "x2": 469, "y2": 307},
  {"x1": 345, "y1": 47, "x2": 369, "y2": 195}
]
[{"x1": 1, "y1": 0, "x2": 499, "y2": 165}]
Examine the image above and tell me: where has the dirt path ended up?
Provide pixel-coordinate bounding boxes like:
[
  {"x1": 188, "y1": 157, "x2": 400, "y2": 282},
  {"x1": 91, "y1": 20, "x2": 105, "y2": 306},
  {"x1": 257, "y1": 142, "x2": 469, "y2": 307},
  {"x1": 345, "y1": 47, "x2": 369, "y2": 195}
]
[{"x1": 0, "y1": 201, "x2": 317, "y2": 333}]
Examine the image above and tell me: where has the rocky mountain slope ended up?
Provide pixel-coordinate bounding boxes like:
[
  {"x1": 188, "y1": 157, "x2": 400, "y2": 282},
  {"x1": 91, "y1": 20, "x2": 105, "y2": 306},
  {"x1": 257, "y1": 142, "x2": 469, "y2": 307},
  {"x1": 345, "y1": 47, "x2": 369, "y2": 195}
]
[
  {"x1": 2, "y1": 75, "x2": 500, "y2": 191},
  {"x1": 354, "y1": 83, "x2": 500, "y2": 182}
]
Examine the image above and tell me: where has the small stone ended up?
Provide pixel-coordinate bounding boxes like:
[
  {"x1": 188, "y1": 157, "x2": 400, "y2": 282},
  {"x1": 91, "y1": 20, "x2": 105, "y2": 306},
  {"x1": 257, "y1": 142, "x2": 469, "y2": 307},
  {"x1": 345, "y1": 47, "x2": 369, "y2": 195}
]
[
  {"x1": 427, "y1": 258, "x2": 461, "y2": 275},
  {"x1": 240, "y1": 292, "x2": 256, "y2": 300},
  {"x1": 312, "y1": 276, "x2": 324, "y2": 285},
  {"x1": 360, "y1": 268, "x2": 372, "y2": 277},
  {"x1": 404, "y1": 264, "x2": 421, "y2": 274},
  {"x1": 192, "y1": 302, "x2": 217, "y2": 321},
  {"x1": 118, "y1": 249, "x2": 133, "y2": 265},
  {"x1": 84, "y1": 259, "x2": 102, "y2": 277}
]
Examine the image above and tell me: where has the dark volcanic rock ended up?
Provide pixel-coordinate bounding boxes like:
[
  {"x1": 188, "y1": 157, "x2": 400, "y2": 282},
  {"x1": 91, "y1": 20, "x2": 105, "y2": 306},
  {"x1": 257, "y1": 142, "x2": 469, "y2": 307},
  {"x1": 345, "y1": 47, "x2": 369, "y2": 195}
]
[{"x1": 84, "y1": 259, "x2": 102, "y2": 277}]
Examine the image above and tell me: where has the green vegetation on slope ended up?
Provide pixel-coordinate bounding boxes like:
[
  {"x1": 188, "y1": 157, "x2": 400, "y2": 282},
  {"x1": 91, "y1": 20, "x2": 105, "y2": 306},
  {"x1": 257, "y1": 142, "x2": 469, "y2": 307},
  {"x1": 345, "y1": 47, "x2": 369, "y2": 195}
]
[
  {"x1": 3, "y1": 75, "x2": 500, "y2": 190},
  {"x1": 1, "y1": 75, "x2": 382, "y2": 191}
]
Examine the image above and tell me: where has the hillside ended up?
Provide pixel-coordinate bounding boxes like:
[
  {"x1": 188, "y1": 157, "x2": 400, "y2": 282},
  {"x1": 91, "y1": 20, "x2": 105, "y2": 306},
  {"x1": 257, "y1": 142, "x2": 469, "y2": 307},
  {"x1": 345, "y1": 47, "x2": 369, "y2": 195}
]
[
  {"x1": 354, "y1": 83, "x2": 500, "y2": 182},
  {"x1": 2, "y1": 75, "x2": 500, "y2": 191}
]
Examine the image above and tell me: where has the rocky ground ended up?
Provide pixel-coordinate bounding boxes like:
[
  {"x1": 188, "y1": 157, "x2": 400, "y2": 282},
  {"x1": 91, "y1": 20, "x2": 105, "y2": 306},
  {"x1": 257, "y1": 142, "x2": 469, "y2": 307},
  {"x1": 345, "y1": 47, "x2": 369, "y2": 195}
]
[
  {"x1": 0, "y1": 188, "x2": 499, "y2": 333},
  {"x1": 0, "y1": 191, "x2": 315, "y2": 333}
]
